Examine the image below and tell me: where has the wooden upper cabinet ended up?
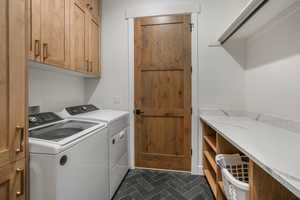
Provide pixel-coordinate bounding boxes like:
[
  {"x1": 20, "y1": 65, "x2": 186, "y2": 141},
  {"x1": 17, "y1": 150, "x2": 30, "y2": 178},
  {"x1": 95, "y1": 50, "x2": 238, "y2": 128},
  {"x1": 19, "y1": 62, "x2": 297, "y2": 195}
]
[
  {"x1": 28, "y1": 0, "x2": 70, "y2": 67},
  {"x1": 28, "y1": 0, "x2": 41, "y2": 62},
  {"x1": 28, "y1": 0, "x2": 101, "y2": 76},
  {"x1": 70, "y1": 0, "x2": 100, "y2": 75},
  {"x1": 41, "y1": 0, "x2": 70, "y2": 67},
  {"x1": 1, "y1": 0, "x2": 27, "y2": 167},
  {"x1": 89, "y1": 19, "x2": 100, "y2": 75},
  {"x1": 70, "y1": 0, "x2": 89, "y2": 72}
]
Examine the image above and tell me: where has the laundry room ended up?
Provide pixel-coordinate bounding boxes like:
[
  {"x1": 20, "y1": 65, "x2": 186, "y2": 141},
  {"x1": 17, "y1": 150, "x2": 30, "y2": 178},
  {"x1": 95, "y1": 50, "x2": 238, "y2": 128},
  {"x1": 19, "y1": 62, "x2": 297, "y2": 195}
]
[{"x1": 1, "y1": 0, "x2": 300, "y2": 199}]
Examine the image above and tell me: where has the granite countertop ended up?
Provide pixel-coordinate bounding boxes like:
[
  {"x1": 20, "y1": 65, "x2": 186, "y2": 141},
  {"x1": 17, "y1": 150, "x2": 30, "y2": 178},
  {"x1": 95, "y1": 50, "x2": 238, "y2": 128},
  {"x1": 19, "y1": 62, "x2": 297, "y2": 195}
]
[{"x1": 200, "y1": 114, "x2": 300, "y2": 198}]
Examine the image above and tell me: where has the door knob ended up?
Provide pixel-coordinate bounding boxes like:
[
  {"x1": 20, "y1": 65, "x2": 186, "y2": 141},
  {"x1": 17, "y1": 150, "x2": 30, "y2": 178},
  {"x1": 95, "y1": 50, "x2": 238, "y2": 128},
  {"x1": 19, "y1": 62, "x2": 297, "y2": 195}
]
[{"x1": 134, "y1": 109, "x2": 144, "y2": 115}]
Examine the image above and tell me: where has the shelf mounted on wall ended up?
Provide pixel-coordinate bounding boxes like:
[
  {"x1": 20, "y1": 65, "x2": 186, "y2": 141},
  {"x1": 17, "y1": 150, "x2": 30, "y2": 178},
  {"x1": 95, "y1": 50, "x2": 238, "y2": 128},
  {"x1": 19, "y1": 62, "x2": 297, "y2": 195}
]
[{"x1": 217, "y1": 0, "x2": 300, "y2": 45}]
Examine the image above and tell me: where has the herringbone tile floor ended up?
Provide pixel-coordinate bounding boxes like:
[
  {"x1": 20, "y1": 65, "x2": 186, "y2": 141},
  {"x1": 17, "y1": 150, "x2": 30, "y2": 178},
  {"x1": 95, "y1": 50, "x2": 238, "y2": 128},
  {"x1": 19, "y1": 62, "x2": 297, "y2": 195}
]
[{"x1": 113, "y1": 169, "x2": 215, "y2": 200}]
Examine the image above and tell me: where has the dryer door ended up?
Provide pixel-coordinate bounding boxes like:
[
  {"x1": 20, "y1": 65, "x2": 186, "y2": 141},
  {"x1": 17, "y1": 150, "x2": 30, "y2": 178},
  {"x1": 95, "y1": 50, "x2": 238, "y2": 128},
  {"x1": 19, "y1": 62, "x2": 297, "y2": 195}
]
[{"x1": 110, "y1": 128, "x2": 129, "y2": 198}]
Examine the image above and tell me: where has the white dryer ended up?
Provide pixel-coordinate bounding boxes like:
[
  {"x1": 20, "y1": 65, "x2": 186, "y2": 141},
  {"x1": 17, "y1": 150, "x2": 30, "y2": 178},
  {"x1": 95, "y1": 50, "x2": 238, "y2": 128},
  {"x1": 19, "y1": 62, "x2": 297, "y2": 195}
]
[
  {"x1": 59, "y1": 105, "x2": 130, "y2": 199},
  {"x1": 29, "y1": 112, "x2": 109, "y2": 200}
]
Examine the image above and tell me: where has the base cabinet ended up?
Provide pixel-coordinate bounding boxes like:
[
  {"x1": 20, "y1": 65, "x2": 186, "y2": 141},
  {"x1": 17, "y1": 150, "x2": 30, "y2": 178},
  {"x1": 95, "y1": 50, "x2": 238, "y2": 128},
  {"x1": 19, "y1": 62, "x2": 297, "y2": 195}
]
[
  {"x1": 0, "y1": 159, "x2": 26, "y2": 200},
  {"x1": 249, "y1": 161, "x2": 298, "y2": 200},
  {"x1": 201, "y1": 121, "x2": 298, "y2": 200}
]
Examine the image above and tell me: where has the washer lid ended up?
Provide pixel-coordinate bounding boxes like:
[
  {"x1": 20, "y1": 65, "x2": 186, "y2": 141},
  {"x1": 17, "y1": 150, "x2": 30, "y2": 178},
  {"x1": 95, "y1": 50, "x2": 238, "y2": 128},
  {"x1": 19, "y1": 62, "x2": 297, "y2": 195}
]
[
  {"x1": 64, "y1": 110, "x2": 129, "y2": 123},
  {"x1": 30, "y1": 120, "x2": 98, "y2": 142},
  {"x1": 29, "y1": 119, "x2": 107, "y2": 154}
]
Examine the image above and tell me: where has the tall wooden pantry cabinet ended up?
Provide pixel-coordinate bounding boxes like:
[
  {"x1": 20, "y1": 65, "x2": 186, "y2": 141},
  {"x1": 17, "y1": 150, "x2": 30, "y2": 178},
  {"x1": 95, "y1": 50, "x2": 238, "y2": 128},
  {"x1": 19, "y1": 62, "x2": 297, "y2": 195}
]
[{"x1": 0, "y1": 0, "x2": 28, "y2": 199}]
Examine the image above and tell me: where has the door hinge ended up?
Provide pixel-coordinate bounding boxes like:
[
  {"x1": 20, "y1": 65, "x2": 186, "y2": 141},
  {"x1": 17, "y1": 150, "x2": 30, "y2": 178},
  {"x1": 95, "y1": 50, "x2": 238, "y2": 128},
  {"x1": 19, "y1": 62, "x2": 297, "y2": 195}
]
[
  {"x1": 189, "y1": 23, "x2": 194, "y2": 32},
  {"x1": 191, "y1": 149, "x2": 193, "y2": 155},
  {"x1": 191, "y1": 66, "x2": 193, "y2": 73},
  {"x1": 191, "y1": 107, "x2": 193, "y2": 114}
]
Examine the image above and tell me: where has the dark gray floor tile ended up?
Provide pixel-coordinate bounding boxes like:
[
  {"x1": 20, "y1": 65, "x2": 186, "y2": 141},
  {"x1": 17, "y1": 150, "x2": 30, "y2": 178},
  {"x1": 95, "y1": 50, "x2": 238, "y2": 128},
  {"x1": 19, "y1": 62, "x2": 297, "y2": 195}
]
[{"x1": 113, "y1": 169, "x2": 215, "y2": 200}]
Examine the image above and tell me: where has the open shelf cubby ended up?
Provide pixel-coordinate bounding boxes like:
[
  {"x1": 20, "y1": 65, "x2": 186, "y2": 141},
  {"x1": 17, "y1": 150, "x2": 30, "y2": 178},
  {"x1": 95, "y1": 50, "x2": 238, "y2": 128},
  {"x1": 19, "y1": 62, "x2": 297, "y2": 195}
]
[{"x1": 202, "y1": 121, "x2": 241, "y2": 200}]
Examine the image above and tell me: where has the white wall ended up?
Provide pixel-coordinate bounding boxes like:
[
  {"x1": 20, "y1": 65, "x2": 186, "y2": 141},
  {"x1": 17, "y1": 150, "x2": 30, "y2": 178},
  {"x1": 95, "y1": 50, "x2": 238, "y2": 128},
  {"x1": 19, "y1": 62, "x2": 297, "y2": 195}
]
[
  {"x1": 198, "y1": 0, "x2": 247, "y2": 111},
  {"x1": 85, "y1": 0, "x2": 247, "y2": 111},
  {"x1": 196, "y1": 0, "x2": 248, "y2": 173},
  {"x1": 85, "y1": 0, "x2": 205, "y2": 110},
  {"x1": 29, "y1": 63, "x2": 86, "y2": 112},
  {"x1": 245, "y1": 6, "x2": 300, "y2": 120}
]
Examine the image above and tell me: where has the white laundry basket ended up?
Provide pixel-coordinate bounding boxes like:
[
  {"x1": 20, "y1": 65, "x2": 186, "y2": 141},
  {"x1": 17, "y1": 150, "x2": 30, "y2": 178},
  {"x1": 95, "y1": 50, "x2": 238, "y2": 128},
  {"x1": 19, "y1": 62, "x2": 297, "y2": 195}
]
[{"x1": 216, "y1": 154, "x2": 250, "y2": 200}]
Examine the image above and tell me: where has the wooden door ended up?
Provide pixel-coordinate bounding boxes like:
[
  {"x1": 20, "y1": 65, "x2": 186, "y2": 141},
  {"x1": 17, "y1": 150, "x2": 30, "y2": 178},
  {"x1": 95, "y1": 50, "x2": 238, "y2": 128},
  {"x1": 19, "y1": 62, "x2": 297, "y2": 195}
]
[
  {"x1": 0, "y1": 160, "x2": 26, "y2": 200},
  {"x1": 70, "y1": 0, "x2": 89, "y2": 72},
  {"x1": 134, "y1": 15, "x2": 192, "y2": 171},
  {"x1": 41, "y1": 0, "x2": 70, "y2": 67},
  {"x1": 89, "y1": 19, "x2": 100, "y2": 75},
  {"x1": 0, "y1": 0, "x2": 27, "y2": 167},
  {"x1": 27, "y1": 0, "x2": 41, "y2": 62}
]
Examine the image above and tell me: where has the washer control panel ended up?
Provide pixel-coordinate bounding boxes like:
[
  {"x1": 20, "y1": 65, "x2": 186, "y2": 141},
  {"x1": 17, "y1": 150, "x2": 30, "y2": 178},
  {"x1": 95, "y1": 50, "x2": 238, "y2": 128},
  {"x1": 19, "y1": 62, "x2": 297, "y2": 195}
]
[
  {"x1": 65, "y1": 104, "x2": 99, "y2": 115},
  {"x1": 29, "y1": 112, "x2": 63, "y2": 128}
]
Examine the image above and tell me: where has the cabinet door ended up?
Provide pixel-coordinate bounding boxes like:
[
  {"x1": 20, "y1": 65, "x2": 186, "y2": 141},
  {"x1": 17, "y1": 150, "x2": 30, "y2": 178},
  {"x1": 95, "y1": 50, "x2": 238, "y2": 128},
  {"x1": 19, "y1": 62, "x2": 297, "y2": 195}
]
[
  {"x1": 41, "y1": 0, "x2": 70, "y2": 67},
  {"x1": 1, "y1": 0, "x2": 27, "y2": 167},
  {"x1": 9, "y1": 0, "x2": 27, "y2": 162},
  {"x1": 89, "y1": 19, "x2": 100, "y2": 75},
  {"x1": 70, "y1": 0, "x2": 89, "y2": 73},
  {"x1": 12, "y1": 160, "x2": 26, "y2": 200},
  {"x1": 77, "y1": 0, "x2": 89, "y2": 9},
  {"x1": 0, "y1": 164, "x2": 13, "y2": 200},
  {"x1": 90, "y1": 0, "x2": 99, "y2": 20},
  {"x1": 27, "y1": 0, "x2": 41, "y2": 62},
  {"x1": 0, "y1": 0, "x2": 11, "y2": 167},
  {"x1": 0, "y1": 160, "x2": 26, "y2": 200}
]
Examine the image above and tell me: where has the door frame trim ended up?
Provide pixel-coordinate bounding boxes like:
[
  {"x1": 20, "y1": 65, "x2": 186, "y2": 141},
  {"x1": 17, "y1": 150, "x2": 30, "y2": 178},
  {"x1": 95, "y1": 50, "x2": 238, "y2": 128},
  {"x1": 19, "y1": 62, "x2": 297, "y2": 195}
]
[
  {"x1": 127, "y1": 10, "x2": 201, "y2": 175},
  {"x1": 125, "y1": 1, "x2": 201, "y2": 19}
]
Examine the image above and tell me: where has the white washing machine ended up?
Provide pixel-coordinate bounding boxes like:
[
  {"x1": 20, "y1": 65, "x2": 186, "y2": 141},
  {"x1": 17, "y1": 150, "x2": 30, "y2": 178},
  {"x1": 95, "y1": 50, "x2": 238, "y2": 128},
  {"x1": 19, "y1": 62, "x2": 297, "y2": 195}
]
[
  {"x1": 59, "y1": 105, "x2": 130, "y2": 199},
  {"x1": 29, "y1": 112, "x2": 109, "y2": 200}
]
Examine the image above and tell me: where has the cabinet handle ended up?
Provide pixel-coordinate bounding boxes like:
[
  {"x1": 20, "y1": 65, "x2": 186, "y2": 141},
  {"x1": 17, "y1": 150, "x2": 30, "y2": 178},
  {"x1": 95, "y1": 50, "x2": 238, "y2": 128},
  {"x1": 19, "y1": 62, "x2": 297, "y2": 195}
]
[
  {"x1": 16, "y1": 126, "x2": 25, "y2": 153},
  {"x1": 86, "y1": 60, "x2": 89, "y2": 72},
  {"x1": 89, "y1": 6, "x2": 93, "y2": 10},
  {"x1": 90, "y1": 61, "x2": 93, "y2": 72},
  {"x1": 34, "y1": 40, "x2": 40, "y2": 57},
  {"x1": 86, "y1": 3, "x2": 90, "y2": 8},
  {"x1": 43, "y1": 43, "x2": 48, "y2": 60},
  {"x1": 16, "y1": 168, "x2": 25, "y2": 196}
]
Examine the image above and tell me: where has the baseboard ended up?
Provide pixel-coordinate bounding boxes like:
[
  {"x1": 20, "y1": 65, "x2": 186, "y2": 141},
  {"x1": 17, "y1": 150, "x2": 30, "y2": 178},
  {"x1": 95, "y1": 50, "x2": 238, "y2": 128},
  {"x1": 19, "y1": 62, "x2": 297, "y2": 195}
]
[{"x1": 192, "y1": 165, "x2": 204, "y2": 175}]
